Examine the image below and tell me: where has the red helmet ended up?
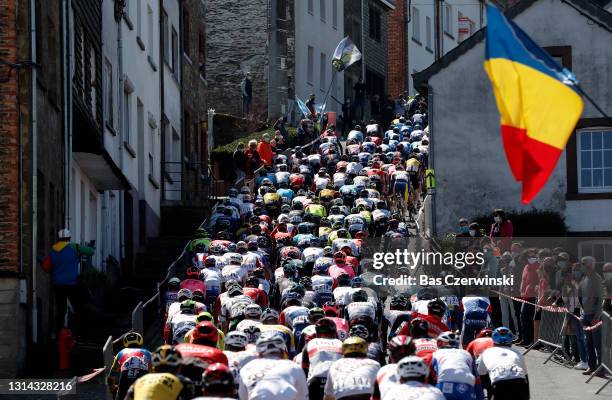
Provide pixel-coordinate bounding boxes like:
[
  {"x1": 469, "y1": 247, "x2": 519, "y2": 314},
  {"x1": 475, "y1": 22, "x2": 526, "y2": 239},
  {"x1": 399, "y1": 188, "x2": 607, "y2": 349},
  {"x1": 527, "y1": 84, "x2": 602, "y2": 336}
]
[
  {"x1": 192, "y1": 321, "x2": 219, "y2": 345},
  {"x1": 203, "y1": 363, "x2": 234, "y2": 387},
  {"x1": 323, "y1": 301, "x2": 340, "y2": 317},
  {"x1": 333, "y1": 251, "x2": 346, "y2": 263},
  {"x1": 259, "y1": 215, "x2": 271, "y2": 225},
  {"x1": 387, "y1": 335, "x2": 416, "y2": 363},
  {"x1": 477, "y1": 328, "x2": 494, "y2": 338},
  {"x1": 186, "y1": 266, "x2": 201, "y2": 279}
]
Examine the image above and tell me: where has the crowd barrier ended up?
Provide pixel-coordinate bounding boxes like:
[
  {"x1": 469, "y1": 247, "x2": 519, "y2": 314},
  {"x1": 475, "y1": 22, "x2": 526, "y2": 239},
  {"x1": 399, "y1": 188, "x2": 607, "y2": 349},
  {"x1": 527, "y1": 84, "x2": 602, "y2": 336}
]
[
  {"x1": 585, "y1": 311, "x2": 611, "y2": 394},
  {"x1": 524, "y1": 307, "x2": 572, "y2": 366}
]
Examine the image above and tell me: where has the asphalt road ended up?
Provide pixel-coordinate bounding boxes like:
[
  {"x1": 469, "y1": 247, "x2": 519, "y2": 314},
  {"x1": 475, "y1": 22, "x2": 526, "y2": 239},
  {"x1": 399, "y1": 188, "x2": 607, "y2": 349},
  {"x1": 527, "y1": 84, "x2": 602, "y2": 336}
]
[{"x1": 525, "y1": 349, "x2": 610, "y2": 399}]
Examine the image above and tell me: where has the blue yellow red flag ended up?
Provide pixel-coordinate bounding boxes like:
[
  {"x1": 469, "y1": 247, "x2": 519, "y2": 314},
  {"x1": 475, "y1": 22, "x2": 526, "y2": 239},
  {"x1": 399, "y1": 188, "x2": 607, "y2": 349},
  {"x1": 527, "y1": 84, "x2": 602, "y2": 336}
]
[{"x1": 484, "y1": 5, "x2": 583, "y2": 204}]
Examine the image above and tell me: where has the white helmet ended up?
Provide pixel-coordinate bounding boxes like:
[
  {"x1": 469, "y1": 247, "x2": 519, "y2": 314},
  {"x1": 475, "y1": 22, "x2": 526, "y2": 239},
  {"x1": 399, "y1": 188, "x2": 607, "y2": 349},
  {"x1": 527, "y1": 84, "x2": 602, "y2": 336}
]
[
  {"x1": 58, "y1": 228, "x2": 71, "y2": 239},
  {"x1": 261, "y1": 308, "x2": 279, "y2": 322},
  {"x1": 225, "y1": 331, "x2": 248, "y2": 349},
  {"x1": 256, "y1": 331, "x2": 287, "y2": 356},
  {"x1": 244, "y1": 303, "x2": 262, "y2": 319},
  {"x1": 278, "y1": 214, "x2": 290, "y2": 223},
  {"x1": 229, "y1": 253, "x2": 243, "y2": 265},
  {"x1": 397, "y1": 356, "x2": 429, "y2": 379}
]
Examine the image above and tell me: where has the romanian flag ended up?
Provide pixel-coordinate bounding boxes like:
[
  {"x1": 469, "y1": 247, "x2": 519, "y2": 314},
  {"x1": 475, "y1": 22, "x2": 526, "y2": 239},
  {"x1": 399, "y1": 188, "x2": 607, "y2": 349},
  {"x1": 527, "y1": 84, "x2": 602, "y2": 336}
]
[{"x1": 484, "y1": 5, "x2": 583, "y2": 204}]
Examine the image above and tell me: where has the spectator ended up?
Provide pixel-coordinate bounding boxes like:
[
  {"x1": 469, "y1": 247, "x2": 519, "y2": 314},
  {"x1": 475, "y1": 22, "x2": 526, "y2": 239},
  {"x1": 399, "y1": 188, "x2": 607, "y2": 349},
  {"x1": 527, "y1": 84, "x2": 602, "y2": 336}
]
[
  {"x1": 306, "y1": 93, "x2": 316, "y2": 116},
  {"x1": 244, "y1": 139, "x2": 262, "y2": 177},
  {"x1": 273, "y1": 116, "x2": 289, "y2": 143},
  {"x1": 370, "y1": 94, "x2": 383, "y2": 122},
  {"x1": 274, "y1": 131, "x2": 287, "y2": 152},
  {"x1": 232, "y1": 143, "x2": 247, "y2": 185},
  {"x1": 518, "y1": 248, "x2": 539, "y2": 346},
  {"x1": 559, "y1": 266, "x2": 588, "y2": 370},
  {"x1": 490, "y1": 209, "x2": 513, "y2": 252},
  {"x1": 499, "y1": 252, "x2": 519, "y2": 333},
  {"x1": 257, "y1": 133, "x2": 274, "y2": 166},
  {"x1": 533, "y1": 257, "x2": 553, "y2": 344},
  {"x1": 241, "y1": 72, "x2": 253, "y2": 116},
  {"x1": 42, "y1": 229, "x2": 95, "y2": 332},
  {"x1": 552, "y1": 252, "x2": 570, "y2": 292},
  {"x1": 604, "y1": 262, "x2": 612, "y2": 313},
  {"x1": 509, "y1": 242, "x2": 525, "y2": 341},
  {"x1": 353, "y1": 77, "x2": 366, "y2": 121},
  {"x1": 482, "y1": 244, "x2": 499, "y2": 279},
  {"x1": 577, "y1": 256, "x2": 603, "y2": 375}
]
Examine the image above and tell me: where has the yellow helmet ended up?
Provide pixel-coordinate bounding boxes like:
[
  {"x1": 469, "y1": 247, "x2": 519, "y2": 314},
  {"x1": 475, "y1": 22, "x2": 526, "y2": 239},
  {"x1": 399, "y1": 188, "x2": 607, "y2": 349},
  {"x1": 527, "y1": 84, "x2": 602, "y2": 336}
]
[
  {"x1": 342, "y1": 336, "x2": 368, "y2": 356},
  {"x1": 122, "y1": 331, "x2": 143, "y2": 348},
  {"x1": 152, "y1": 345, "x2": 182, "y2": 369}
]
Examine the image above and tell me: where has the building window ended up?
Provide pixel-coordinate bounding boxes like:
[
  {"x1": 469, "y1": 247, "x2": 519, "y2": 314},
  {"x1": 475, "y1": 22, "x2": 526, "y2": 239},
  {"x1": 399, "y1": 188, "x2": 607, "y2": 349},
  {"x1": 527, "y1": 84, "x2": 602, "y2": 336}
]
[
  {"x1": 369, "y1": 7, "x2": 381, "y2": 42},
  {"x1": 308, "y1": 0, "x2": 314, "y2": 15},
  {"x1": 147, "y1": 5, "x2": 154, "y2": 58},
  {"x1": 183, "y1": 7, "x2": 191, "y2": 58},
  {"x1": 172, "y1": 27, "x2": 179, "y2": 77},
  {"x1": 123, "y1": 89, "x2": 131, "y2": 144},
  {"x1": 412, "y1": 7, "x2": 420, "y2": 44},
  {"x1": 307, "y1": 45, "x2": 314, "y2": 84},
  {"x1": 426, "y1": 16, "x2": 432, "y2": 50},
  {"x1": 320, "y1": 52, "x2": 327, "y2": 90},
  {"x1": 149, "y1": 153, "x2": 154, "y2": 176},
  {"x1": 332, "y1": 0, "x2": 338, "y2": 29},
  {"x1": 162, "y1": 10, "x2": 169, "y2": 65},
  {"x1": 578, "y1": 129, "x2": 612, "y2": 193},
  {"x1": 320, "y1": 0, "x2": 326, "y2": 22},
  {"x1": 198, "y1": 28, "x2": 205, "y2": 78},
  {"x1": 104, "y1": 59, "x2": 114, "y2": 129},
  {"x1": 443, "y1": 4, "x2": 453, "y2": 36}
]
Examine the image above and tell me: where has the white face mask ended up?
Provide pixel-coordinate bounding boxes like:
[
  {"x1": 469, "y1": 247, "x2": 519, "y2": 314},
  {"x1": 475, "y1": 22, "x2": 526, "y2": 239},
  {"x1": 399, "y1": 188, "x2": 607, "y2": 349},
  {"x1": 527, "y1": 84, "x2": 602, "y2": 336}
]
[
  {"x1": 469, "y1": 229, "x2": 476, "y2": 237},
  {"x1": 494, "y1": 216, "x2": 502, "y2": 223},
  {"x1": 528, "y1": 257, "x2": 538, "y2": 264}
]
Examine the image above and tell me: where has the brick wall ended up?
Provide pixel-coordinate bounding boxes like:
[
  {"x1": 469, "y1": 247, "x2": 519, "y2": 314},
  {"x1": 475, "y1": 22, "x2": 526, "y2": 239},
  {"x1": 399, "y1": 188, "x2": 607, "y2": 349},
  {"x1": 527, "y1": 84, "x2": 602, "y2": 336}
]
[
  {"x1": 0, "y1": 0, "x2": 20, "y2": 275},
  {"x1": 205, "y1": 0, "x2": 269, "y2": 119},
  {"x1": 387, "y1": 0, "x2": 407, "y2": 96}
]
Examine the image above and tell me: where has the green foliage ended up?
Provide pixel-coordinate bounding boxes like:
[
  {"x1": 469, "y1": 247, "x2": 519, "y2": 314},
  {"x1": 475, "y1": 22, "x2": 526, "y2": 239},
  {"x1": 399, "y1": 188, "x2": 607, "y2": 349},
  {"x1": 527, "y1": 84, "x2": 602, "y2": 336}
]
[{"x1": 471, "y1": 210, "x2": 568, "y2": 237}]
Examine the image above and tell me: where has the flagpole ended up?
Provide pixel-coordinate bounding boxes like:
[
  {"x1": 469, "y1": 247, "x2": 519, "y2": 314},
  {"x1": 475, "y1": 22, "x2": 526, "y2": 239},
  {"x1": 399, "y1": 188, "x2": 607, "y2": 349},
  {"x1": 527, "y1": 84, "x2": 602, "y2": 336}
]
[
  {"x1": 319, "y1": 71, "x2": 338, "y2": 123},
  {"x1": 574, "y1": 84, "x2": 612, "y2": 126}
]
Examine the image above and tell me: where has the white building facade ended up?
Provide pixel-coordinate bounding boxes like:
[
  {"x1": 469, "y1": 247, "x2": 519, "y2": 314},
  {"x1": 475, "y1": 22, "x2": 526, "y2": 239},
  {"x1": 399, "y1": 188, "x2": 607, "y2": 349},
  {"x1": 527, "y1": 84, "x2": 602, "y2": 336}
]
[
  {"x1": 407, "y1": 0, "x2": 485, "y2": 95},
  {"x1": 295, "y1": 0, "x2": 345, "y2": 116}
]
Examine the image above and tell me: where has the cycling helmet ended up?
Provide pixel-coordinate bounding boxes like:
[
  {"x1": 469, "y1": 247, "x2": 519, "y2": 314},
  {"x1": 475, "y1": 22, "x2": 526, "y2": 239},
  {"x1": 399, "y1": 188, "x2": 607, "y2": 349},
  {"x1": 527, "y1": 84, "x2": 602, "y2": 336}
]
[
  {"x1": 203, "y1": 363, "x2": 234, "y2": 387},
  {"x1": 390, "y1": 295, "x2": 409, "y2": 310},
  {"x1": 204, "y1": 257, "x2": 217, "y2": 268},
  {"x1": 299, "y1": 276, "x2": 312, "y2": 288},
  {"x1": 336, "y1": 273, "x2": 351, "y2": 287},
  {"x1": 437, "y1": 331, "x2": 461, "y2": 349},
  {"x1": 227, "y1": 285, "x2": 243, "y2": 297},
  {"x1": 229, "y1": 253, "x2": 243, "y2": 265},
  {"x1": 244, "y1": 303, "x2": 262, "y2": 319},
  {"x1": 168, "y1": 277, "x2": 181, "y2": 290},
  {"x1": 351, "y1": 276, "x2": 364, "y2": 288},
  {"x1": 152, "y1": 345, "x2": 182, "y2": 369},
  {"x1": 225, "y1": 331, "x2": 248, "y2": 350},
  {"x1": 397, "y1": 356, "x2": 429, "y2": 379},
  {"x1": 227, "y1": 243, "x2": 237, "y2": 253},
  {"x1": 228, "y1": 188, "x2": 238, "y2": 198},
  {"x1": 283, "y1": 262, "x2": 297, "y2": 275},
  {"x1": 186, "y1": 266, "x2": 201, "y2": 279},
  {"x1": 283, "y1": 291, "x2": 302, "y2": 305},
  {"x1": 336, "y1": 229, "x2": 349, "y2": 238},
  {"x1": 342, "y1": 337, "x2": 368, "y2": 356},
  {"x1": 255, "y1": 331, "x2": 287, "y2": 356},
  {"x1": 192, "y1": 321, "x2": 219, "y2": 345},
  {"x1": 180, "y1": 300, "x2": 196, "y2": 313},
  {"x1": 289, "y1": 283, "x2": 306, "y2": 297},
  {"x1": 177, "y1": 288, "x2": 193, "y2": 301},
  {"x1": 243, "y1": 325, "x2": 262, "y2": 344},
  {"x1": 315, "y1": 318, "x2": 338, "y2": 337},
  {"x1": 312, "y1": 263, "x2": 329, "y2": 275},
  {"x1": 323, "y1": 246, "x2": 334, "y2": 257},
  {"x1": 492, "y1": 327, "x2": 514, "y2": 345},
  {"x1": 323, "y1": 301, "x2": 340, "y2": 317},
  {"x1": 478, "y1": 328, "x2": 494, "y2": 338},
  {"x1": 247, "y1": 241, "x2": 258, "y2": 251},
  {"x1": 236, "y1": 241, "x2": 248, "y2": 254},
  {"x1": 309, "y1": 307, "x2": 325, "y2": 322},
  {"x1": 387, "y1": 335, "x2": 416, "y2": 363},
  {"x1": 351, "y1": 289, "x2": 368, "y2": 303},
  {"x1": 427, "y1": 298, "x2": 447, "y2": 317},
  {"x1": 333, "y1": 251, "x2": 347, "y2": 263},
  {"x1": 196, "y1": 312, "x2": 214, "y2": 323},
  {"x1": 349, "y1": 324, "x2": 370, "y2": 340},
  {"x1": 409, "y1": 318, "x2": 429, "y2": 339},
  {"x1": 192, "y1": 289, "x2": 205, "y2": 303},
  {"x1": 123, "y1": 331, "x2": 143, "y2": 348},
  {"x1": 261, "y1": 308, "x2": 280, "y2": 322}
]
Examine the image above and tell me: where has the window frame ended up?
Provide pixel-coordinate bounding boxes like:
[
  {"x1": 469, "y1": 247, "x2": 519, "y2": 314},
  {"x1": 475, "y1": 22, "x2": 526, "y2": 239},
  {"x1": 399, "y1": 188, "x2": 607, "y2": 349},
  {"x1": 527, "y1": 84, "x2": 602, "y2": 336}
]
[
  {"x1": 307, "y1": 45, "x2": 314, "y2": 85},
  {"x1": 412, "y1": 7, "x2": 421, "y2": 44},
  {"x1": 577, "y1": 128, "x2": 612, "y2": 193},
  {"x1": 308, "y1": 0, "x2": 314, "y2": 15},
  {"x1": 162, "y1": 9, "x2": 170, "y2": 66},
  {"x1": 319, "y1": 52, "x2": 327, "y2": 91},
  {"x1": 172, "y1": 26, "x2": 179, "y2": 78},
  {"x1": 183, "y1": 6, "x2": 191, "y2": 59},
  {"x1": 332, "y1": 0, "x2": 338, "y2": 29},
  {"x1": 320, "y1": 0, "x2": 326, "y2": 22},
  {"x1": 369, "y1": 7, "x2": 381, "y2": 42},
  {"x1": 425, "y1": 15, "x2": 432, "y2": 50},
  {"x1": 104, "y1": 58, "x2": 114, "y2": 130},
  {"x1": 443, "y1": 4, "x2": 453, "y2": 36}
]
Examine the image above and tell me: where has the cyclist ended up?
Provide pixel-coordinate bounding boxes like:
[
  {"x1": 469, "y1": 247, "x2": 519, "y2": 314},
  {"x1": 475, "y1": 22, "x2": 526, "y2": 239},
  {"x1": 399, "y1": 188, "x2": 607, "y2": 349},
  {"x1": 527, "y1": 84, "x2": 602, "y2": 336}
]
[
  {"x1": 195, "y1": 363, "x2": 237, "y2": 399},
  {"x1": 301, "y1": 318, "x2": 343, "y2": 400},
  {"x1": 108, "y1": 332, "x2": 152, "y2": 400},
  {"x1": 380, "y1": 356, "x2": 445, "y2": 400}
]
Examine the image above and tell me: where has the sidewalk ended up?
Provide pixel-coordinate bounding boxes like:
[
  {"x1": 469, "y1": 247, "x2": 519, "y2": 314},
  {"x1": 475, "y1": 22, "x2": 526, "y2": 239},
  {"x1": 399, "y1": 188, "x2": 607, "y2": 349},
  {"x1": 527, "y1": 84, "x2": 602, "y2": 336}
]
[{"x1": 525, "y1": 350, "x2": 611, "y2": 399}]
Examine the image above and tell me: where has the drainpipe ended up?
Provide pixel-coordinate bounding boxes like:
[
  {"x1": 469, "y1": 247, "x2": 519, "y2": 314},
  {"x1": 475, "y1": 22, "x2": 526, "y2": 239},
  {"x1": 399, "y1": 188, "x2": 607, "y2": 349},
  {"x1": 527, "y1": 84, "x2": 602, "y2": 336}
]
[
  {"x1": 159, "y1": 0, "x2": 165, "y2": 201},
  {"x1": 434, "y1": 0, "x2": 442, "y2": 60},
  {"x1": 29, "y1": 0, "x2": 39, "y2": 342},
  {"x1": 63, "y1": 0, "x2": 72, "y2": 229},
  {"x1": 427, "y1": 83, "x2": 436, "y2": 236},
  {"x1": 116, "y1": 2, "x2": 125, "y2": 261}
]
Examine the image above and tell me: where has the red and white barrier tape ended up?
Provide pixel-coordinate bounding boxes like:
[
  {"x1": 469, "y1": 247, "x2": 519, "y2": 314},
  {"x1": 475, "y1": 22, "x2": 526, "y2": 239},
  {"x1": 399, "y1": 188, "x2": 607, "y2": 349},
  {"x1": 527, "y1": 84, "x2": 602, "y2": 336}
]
[{"x1": 490, "y1": 290, "x2": 603, "y2": 331}]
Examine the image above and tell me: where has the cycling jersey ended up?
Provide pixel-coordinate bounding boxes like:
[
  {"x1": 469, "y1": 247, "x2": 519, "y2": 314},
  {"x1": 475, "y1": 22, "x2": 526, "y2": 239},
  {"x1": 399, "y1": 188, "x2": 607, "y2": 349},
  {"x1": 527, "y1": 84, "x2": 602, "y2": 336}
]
[
  {"x1": 476, "y1": 346, "x2": 528, "y2": 384},
  {"x1": 333, "y1": 173, "x2": 346, "y2": 188},
  {"x1": 224, "y1": 349, "x2": 258, "y2": 382},
  {"x1": 431, "y1": 348, "x2": 481, "y2": 400},
  {"x1": 383, "y1": 310, "x2": 412, "y2": 339},
  {"x1": 381, "y1": 381, "x2": 445, "y2": 400},
  {"x1": 238, "y1": 358, "x2": 308, "y2": 400},
  {"x1": 180, "y1": 279, "x2": 207, "y2": 295},
  {"x1": 280, "y1": 305, "x2": 310, "y2": 331},
  {"x1": 314, "y1": 177, "x2": 330, "y2": 191},
  {"x1": 128, "y1": 372, "x2": 186, "y2": 400},
  {"x1": 345, "y1": 301, "x2": 376, "y2": 322},
  {"x1": 301, "y1": 338, "x2": 343, "y2": 382},
  {"x1": 167, "y1": 313, "x2": 197, "y2": 344},
  {"x1": 413, "y1": 338, "x2": 438, "y2": 366},
  {"x1": 259, "y1": 324, "x2": 296, "y2": 355},
  {"x1": 303, "y1": 247, "x2": 324, "y2": 264},
  {"x1": 175, "y1": 343, "x2": 229, "y2": 366},
  {"x1": 333, "y1": 286, "x2": 353, "y2": 306},
  {"x1": 324, "y1": 357, "x2": 380, "y2": 399},
  {"x1": 219, "y1": 295, "x2": 253, "y2": 324},
  {"x1": 466, "y1": 337, "x2": 494, "y2": 359},
  {"x1": 221, "y1": 264, "x2": 248, "y2": 284}
]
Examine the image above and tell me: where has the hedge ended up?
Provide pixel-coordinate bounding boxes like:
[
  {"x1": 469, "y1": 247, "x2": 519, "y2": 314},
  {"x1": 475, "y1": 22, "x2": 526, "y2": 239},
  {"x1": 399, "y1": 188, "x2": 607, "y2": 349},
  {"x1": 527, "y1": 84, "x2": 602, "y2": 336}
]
[{"x1": 210, "y1": 127, "x2": 298, "y2": 180}]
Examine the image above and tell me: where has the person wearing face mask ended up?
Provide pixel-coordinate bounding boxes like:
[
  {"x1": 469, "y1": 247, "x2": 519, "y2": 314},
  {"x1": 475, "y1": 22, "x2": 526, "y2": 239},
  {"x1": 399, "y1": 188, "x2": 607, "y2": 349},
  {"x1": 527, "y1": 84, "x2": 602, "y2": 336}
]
[
  {"x1": 551, "y1": 252, "x2": 570, "y2": 292},
  {"x1": 576, "y1": 256, "x2": 604, "y2": 376},
  {"x1": 468, "y1": 222, "x2": 482, "y2": 238},
  {"x1": 517, "y1": 249, "x2": 539, "y2": 347},
  {"x1": 499, "y1": 252, "x2": 519, "y2": 333},
  {"x1": 604, "y1": 262, "x2": 612, "y2": 313},
  {"x1": 257, "y1": 133, "x2": 275, "y2": 167},
  {"x1": 489, "y1": 209, "x2": 513, "y2": 252}
]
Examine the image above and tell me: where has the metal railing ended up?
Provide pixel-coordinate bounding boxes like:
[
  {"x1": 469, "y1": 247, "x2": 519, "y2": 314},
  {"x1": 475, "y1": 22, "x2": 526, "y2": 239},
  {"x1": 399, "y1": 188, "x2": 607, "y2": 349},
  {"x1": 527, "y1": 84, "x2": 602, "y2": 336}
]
[
  {"x1": 585, "y1": 311, "x2": 611, "y2": 394},
  {"x1": 162, "y1": 161, "x2": 222, "y2": 202}
]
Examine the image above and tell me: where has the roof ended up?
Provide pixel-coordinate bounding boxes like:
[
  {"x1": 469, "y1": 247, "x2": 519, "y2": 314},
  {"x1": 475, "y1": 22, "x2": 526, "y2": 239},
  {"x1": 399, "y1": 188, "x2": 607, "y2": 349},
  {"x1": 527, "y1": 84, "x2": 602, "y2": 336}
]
[{"x1": 412, "y1": 0, "x2": 612, "y2": 92}]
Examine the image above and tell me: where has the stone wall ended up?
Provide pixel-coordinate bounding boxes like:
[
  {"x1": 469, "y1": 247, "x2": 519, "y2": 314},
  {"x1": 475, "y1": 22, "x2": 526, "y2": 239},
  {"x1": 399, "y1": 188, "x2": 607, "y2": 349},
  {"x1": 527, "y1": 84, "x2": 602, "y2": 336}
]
[
  {"x1": 205, "y1": 0, "x2": 269, "y2": 119},
  {"x1": 387, "y1": 0, "x2": 407, "y2": 96}
]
